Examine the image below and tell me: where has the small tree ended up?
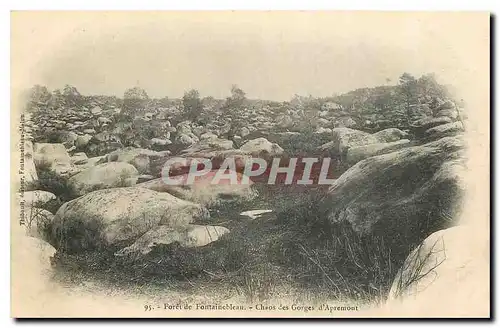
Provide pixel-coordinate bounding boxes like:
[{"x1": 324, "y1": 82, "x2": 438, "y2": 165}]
[
  {"x1": 182, "y1": 89, "x2": 203, "y2": 122},
  {"x1": 25, "y1": 85, "x2": 52, "y2": 112},
  {"x1": 123, "y1": 87, "x2": 149, "y2": 116},
  {"x1": 62, "y1": 84, "x2": 82, "y2": 107},
  {"x1": 398, "y1": 73, "x2": 418, "y2": 125},
  {"x1": 49, "y1": 89, "x2": 64, "y2": 109},
  {"x1": 29, "y1": 85, "x2": 51, "y2": 104},
  {"x1": 416, "y1": 73, "x2": 450, "y2": 103},
  {"x1": 223, "y1": 85, "x2": 248, "y2": 138},
  {"x1": 227, "y1": 85, "x2": 246, "y2": 108}
]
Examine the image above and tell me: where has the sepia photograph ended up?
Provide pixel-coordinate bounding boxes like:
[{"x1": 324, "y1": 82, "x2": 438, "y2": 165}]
[{"x1": 10, "y1": 11, "x2": 490, "y2": 318}]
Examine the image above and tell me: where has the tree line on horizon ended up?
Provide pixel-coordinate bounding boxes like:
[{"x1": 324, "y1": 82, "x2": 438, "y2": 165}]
[{"x1": 24, "y1": 72, "x2": 458, "y2": 134}]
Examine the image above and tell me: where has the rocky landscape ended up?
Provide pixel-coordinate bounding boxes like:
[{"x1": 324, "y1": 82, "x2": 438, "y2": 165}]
[{"x1": 15, "y1": 74, "x2": 472, "y2": 306}]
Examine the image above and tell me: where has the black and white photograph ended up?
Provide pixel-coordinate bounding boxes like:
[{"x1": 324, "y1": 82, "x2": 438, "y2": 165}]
[{"x1": 10, "y1": 11, "x2": 490, "y2": 318}]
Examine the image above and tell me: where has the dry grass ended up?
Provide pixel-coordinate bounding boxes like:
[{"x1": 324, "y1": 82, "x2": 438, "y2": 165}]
[{"x1": 391, "y1": 235, "x2": 447, "y2": 300}]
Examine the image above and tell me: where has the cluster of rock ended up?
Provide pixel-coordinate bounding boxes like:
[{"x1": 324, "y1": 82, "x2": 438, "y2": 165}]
[
  {"x1": 30, "y1": 100, "x2": 287, "y2": 158},
  {"x1": 31, "y1": 104, "x2": 115, "y2": 149},
  {"x1": 320, "y1": 136, "x2": 466, "y2": 235},
  {"x1": 319, "y1": 127, "x2": 411, "y2": 165},
  {"x1": 316, "y1": 99, "x2": 465, "y2": 166},
  {"x1": 19, "y1": 95, "x2": 470, "y2": 306},
  {"x1": 411, "y1": 100, "x2": 465, "y2": 141},
  {"x1": 312, "y1": 102, "x2": 469, "y2": 304},
  {"x1": 19, "y1": 122, "x2": 286, "y2": 260}
]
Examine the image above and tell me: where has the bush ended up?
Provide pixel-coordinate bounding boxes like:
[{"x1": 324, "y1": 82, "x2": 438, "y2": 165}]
[{"x1": 25, "y1": 161, "x2": 79, "y2": 213}]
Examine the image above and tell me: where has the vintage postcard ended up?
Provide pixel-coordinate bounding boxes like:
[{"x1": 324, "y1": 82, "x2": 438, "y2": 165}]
[{"x1": 10, "y1": 11, "x2": 490, "y2": 318}]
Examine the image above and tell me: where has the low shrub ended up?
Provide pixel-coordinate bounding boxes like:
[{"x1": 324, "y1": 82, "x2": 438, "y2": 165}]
[{"x1": 25, "y1": 161, "x2": 79, "y2": 214}]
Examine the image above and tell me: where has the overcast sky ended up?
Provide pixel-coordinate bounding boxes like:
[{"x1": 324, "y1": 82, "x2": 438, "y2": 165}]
[{"x1": 11, "y1": 11, "x2": 488, "y2": 101}]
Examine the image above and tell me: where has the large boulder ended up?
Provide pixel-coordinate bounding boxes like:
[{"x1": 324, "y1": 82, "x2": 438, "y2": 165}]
[
  {"x1": 51, "y1": 187, "x2": 207, "y2": 253},
  {"x1": 33, "y1": 143, "x2": 73, "y2": 175},
  {"x1": 319, "y1": 136, "x2": 466, "y2": 243},
  {"x1": 387, "y1": 226, "x2": 489, "y2": 316},
  {"x1": 346, "y1": 139, "x2": 411, "y2": 165},
  {"x1": 11, "y1": 229, "x2": 58, "y2": 314},
  {"x1": 68, "y1": 162, "x2": 139, "y2": 196},
  {"x1": 239, "y1": 138, "x2": 284, "y2": 158},
  {"x1": 417, "y1": 116, "x2": 453, "y2": 129},
  {"x1": 412, "y1": 117, "x2": 454, "y2": 137},
  {"x1": 115, "y1": 224, "x2": 230, "y2": 258}
]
